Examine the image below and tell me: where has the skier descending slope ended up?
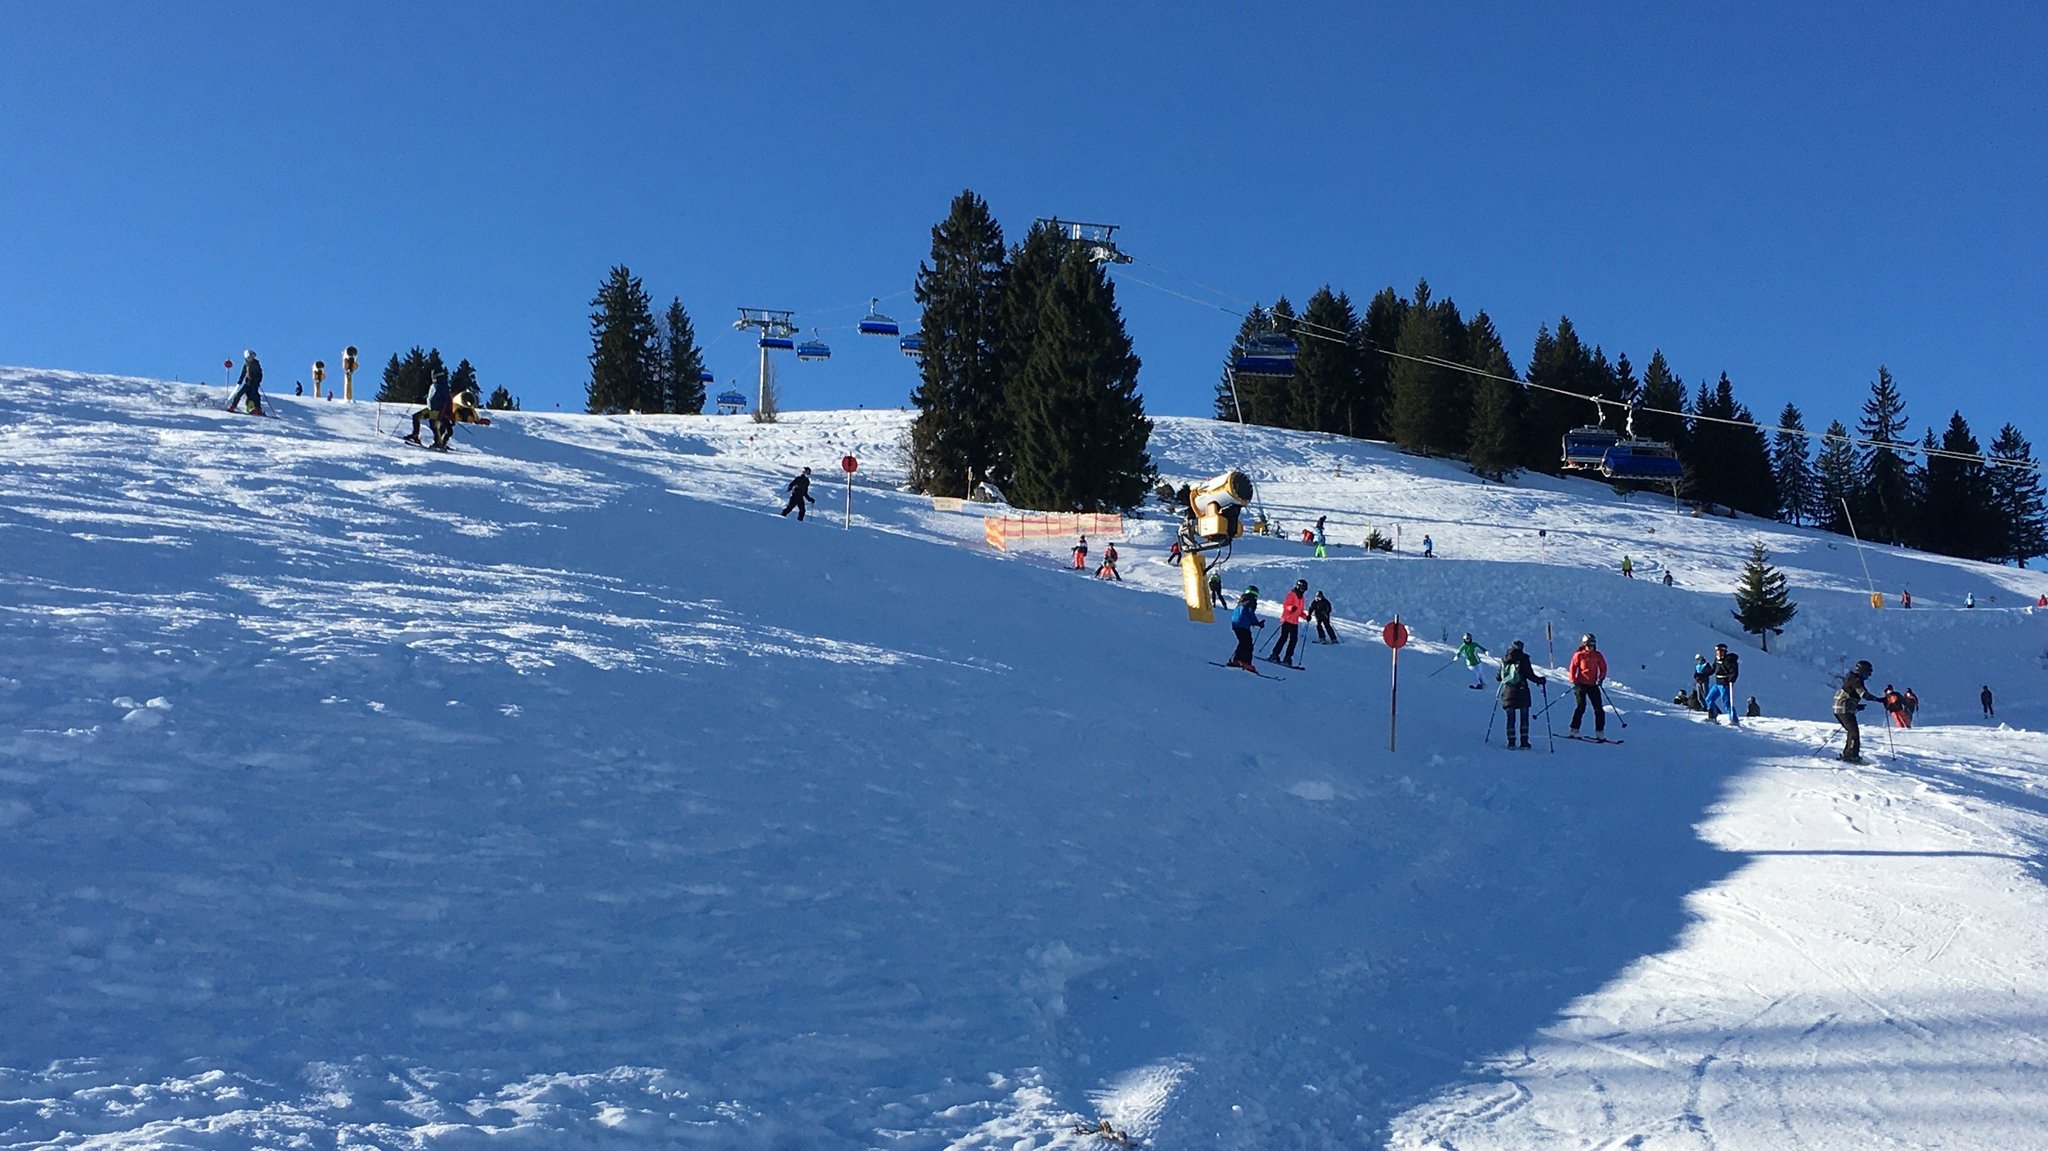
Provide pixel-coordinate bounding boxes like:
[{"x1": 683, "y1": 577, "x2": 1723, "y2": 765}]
[
  {"x1": 1455, "y1": 632, "x2": 1489, "y2": 690},
  {"x1": 780, "y1": 467, "x2": 815, "y2": 520},
  {"x1": 1226, "y1": 586, "x2": 1265, "y2": 670},
  {"x1": 1496, "y1": 640, "x2": 1545, "y2": 749}
]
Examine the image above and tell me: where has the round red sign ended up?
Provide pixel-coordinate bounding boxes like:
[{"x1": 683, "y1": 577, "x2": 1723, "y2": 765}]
[
  {"x1": 1382, "y1": 621, "x2": 1409, "y2": 649},
  {"x1": 841, "y1": 455, "x2": 858, "y2": 474}
]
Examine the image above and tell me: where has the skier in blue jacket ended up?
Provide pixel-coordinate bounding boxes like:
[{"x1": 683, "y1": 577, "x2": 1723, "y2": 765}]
[{"x1": 1227, "y1": 586, "x2": 1266, "y2": 669}]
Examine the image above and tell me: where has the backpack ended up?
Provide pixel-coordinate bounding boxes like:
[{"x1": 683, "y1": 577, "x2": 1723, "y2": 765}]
[
  {"x1": 1501, "y1": 658, "x2": 1525, "y2": 687},
  {"x1": 248, "y1": 360, "x2": 263, "y2": 385}
]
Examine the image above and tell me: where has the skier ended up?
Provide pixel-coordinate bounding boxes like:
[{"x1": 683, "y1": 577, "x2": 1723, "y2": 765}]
[
  {"x1": 1567, "y1": 633, "x2": 1610, "y2": 739},
  {"x1": 1207, "y1": 571, "x2": 1228, "y2": 609},
  {"x1": 1455, "y1": 632, "x2": 1489, "y2": 690},
  {"x1": 1072, "y1": 536, "x2": 1088, "y2": 570},
  {"x1": 1226, "y1": 585, "x2": 1265, "y2": 669},
  {"x1": 1096, "y1": 542, "x2": 1121, "y2": 581},
  {"x1": 1744, "y1": 695, "x2": 1761, "y2": 719},
  {"x1": 1705, "y1": 642, "x2": 1741, "y2": 726},
  {"x1": 1168, "y1": 539, "x2": 1183, "y2": 566},
  {"x1": 1496, "y1": 640, "x2": 1545, "y2": 749},
  {"x1": 223, "y1": 349, "x2": 264, "y2": 414},
  {"x1": 1690, "y1": 652, "x2": 1712, "y2": 710},
  {"x1": 1422, "y1": 534, "x2": 1435, "y2": 558},
  {"x1": 405, "y1": 367, "x2": 455, "y2": 448},
  {"x1": 1983, "y1": 685, "x2": 1995, "y2": 718},
  {"x1": 1881, "y1": 685, "x2": 1906, "y2": 728},
  {"x1": 1834, "y1": 660, "x2": 1879, "y2": 762},
  {"x1": 1270, "y1": 579, "x2": 1307, "y2": 666},
  {"x1": 1621, "y1": 555, "x2": 1635, "y2": 579},
  {"x1": 1313, "y1": 516, "x2": 1328, "y2": 559},
  {"x1": 780, "y1": 466, "x2": 816, "y2": 519},
  {"x1": 1309, "y1": 590, "x2": 1336, "y2": 643},
  {"x1": 1965, "y1": 592, "x2": 1976, "y2": 608},
  {"x1": 1902, "y1": 687, "x2": 1919, "y2": 726},
  {"x1": 1901, "y1": 588, "x2": 1913, "y2": 609},
  {"x1": 1662, "y1": 570, "x2": 1674, "y2": 587}
]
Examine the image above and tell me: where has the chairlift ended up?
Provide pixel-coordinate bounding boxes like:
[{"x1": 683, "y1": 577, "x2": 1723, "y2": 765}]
[
  {"x1": 796, "y1": 332, "x2": 832, "y2": 362},
  {"x1": 1561, "y1": 425, "x2": 1622, "y2": 470},
  {"x1": 759, "y1": 334, "x2": 795, "y2": 351},
  {"x1": 1232, "y1": 333, "x2": 1299, "y2": 376},
  {"x1": 715, "y1": 389, "x2": 748, "y2": 414},
  {"x1": 858, "y1": 299, "x2": 900, "y2": 337},
  {"x1": 1598, "y1": 440, "x2": 1683, "y2": 481},
  {"x1": 697, "y1": 370, "x2": 715, "y2": 386},
  {"x1": 899, "y1": 333, "x2": 926, "y2": 360}
]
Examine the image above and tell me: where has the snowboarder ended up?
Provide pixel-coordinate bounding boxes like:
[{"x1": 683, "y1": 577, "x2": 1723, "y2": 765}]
[
  {"x1": 1455, "y1": 632, "x2": 1489, "y2": 689},
  {"x1": 1227, "y1": 585, "x2": 1265, "y2": 669},
  {"x1": 1269, "y1": 579, "x2": 1307, "y2": 665},
  {"x1": 223, "y1": 349, "x2": 264, "y2": 414},
  {"x1": 1096, "y1": 542, "x2": 1121, "y2": 581},
  {"x1": 1705, "y1": 642, "x2": 1741, "y2": 726},
  {"x1": 1422, "y1": 534, "x2": 1435, "y2": 558},
  {"x1": 1835, "y1": 660, "x2": 1878, "y2": 761},
  {"x1": 1881, "y1": 685, "x2": 1907, "y2": 729},
  {"x1": 1568, "y1": 633, "x2": 1609, "y2": 739},
  {"x1": 1497, "y1": 640, "x2": 1545, "y2": 749},
  {"x1": 1071, "y1": 536, "x2": 1088, "y2": 570},
  {"x1": 1902, "y1": 687, "x2": 1919, "y2": 725},
  {"x1": 1620, "y1": 555, "x2": 1635, "y2": 579},
  {"x1": 780, "y1": 466, "x2": 816, "y2": 519},
  {"x1": 1744, "y1": 695, "x2": 1761, "y2": 719},
  {"x1": 1983, "y1": 685, "x2": 1995, "y2": 718},
  {"x1": 1309, "y1": 590, "x2": 1336, "y2": 643}
]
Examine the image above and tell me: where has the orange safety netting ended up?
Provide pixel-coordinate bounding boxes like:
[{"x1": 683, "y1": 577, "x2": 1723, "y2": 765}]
[{"x1": 983, "y1": 512, "x2": 1126, "y2": 551}]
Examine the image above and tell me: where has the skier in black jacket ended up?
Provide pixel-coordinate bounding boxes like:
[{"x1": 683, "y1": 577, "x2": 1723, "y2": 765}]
[
  {"x1": 224, "y1": 350, "x2": 264, "y2": 414},
  {"x1": 1308, "y1": 590, "x2": 1336, "y2": 643},
  {"x1": 1705, "y1": 643, "x2": 1741, "y2": 726},
  {"x1": 1496, "y1": 640, "x2": 1547, "y2": 749},
  {"x1": 780, "y1": 467, "x2": 815, "y2": 519},
  {"x1": 1834, "y1": 659, "x2": 1879, "y2": 762}
]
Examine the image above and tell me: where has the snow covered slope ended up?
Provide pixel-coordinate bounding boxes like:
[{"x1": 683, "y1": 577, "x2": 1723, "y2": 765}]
[{"x1": 3, "y1": 366, "x2": 2046, "y2": 1150}]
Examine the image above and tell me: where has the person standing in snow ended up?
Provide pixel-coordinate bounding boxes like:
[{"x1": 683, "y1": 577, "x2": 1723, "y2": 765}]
[
  {"x1": 1835, "y1": 660, "x2": 1879, "y2": 762},
  {"x1": 1902, "y1": 687, "x2": 1919, "y2": 727},
  {"x1": 1662, "y1": 569, "x2": 1674, "y2": 587},
  {"x1": 1497, "y1": 640, "x2": 1545, "y2": 749},
  {"x1": 1881, "y1": 685, "x2": 1906, "y2": 728},
  {"x1": 1705, "y1": 642, "x2": 1741, "y2": 726},
  {"x1": 406, "y1": 367, "x2": 455, "y2": 448},
  {"x1": 1966, "y1": 592, "x2": 1976, "y2": 608},
  {"x1": 1096, "y1": 542, "x2": 1121, "y2": 581},
  {"x1": 1309, "y1": 590, "x2": 1336, "y2": 643},
  {"x1": 224, "y1": 349, "x2": 264, "y2": 414},
  {"x1": 1567, "y1": 633, "x2": 1610, "y2": 739},
  {"x1": 1455, "y1": 632, "x2": 1489, "y2": 689},
  {"x1": 1690, "y1": 652, "x2": 1712, "y2": 710},
  {"x1": 1901, "y1": 588, "x2": 1913, "y2": 609},
  {"x1": 1227, "y1": 585, "x2": 1265, "y2": 669},
  {"x1": 1207, "y1": 570, "x2": 1228, "y2": 609},
  {"x1": 1422, "y1": 534, "x2": 1435, "y2": 558},
  {"x1": 780, "y1": 466, "x2": 816, "y2": 519},
  {"x1": 1270, "y1": 579, "x2": 1307, "y2": 666},
  {"x1": 1621, "y1": 555, "x2": 1635, "y2": 579},
  {"x1": 1071, "y1": 536, "x2": 1088, "y2": 570},
  {"x1": 1983, "y1": 685, "x2": 1995, "y2": 718}
]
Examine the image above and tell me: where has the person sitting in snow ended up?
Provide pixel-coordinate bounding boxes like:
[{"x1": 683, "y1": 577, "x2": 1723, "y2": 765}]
[{"x1": 1744, "y1": 695, "x2": 1761, "y2": 719}]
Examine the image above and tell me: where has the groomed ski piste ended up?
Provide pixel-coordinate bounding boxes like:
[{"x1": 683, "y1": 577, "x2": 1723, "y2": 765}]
[{"x1": 4, "y1": 365, "x2": 2047, "y2": 1150}]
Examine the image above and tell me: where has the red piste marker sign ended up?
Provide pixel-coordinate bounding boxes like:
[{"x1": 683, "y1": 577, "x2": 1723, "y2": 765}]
[
  {"x1": 1384, "y1": 619, "x2": 1409, "y2": 751},
  {"x1": 840, "y1": 455, "x2": 858, "y2": 528}
]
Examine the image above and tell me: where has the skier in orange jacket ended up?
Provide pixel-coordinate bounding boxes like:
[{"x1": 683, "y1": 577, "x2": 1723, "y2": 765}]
[
  {"x1": 1567, "y1": 633, "x2": 1611, "y2": 740},
  {"x1": 1269, "y1": 579, "x2": 1308, "y2": 666}
]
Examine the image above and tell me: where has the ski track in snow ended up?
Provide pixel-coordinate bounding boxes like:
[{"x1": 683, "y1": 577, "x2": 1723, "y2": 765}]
[{"x1": 3, "y1": 367, "x2": 2048, "y2": 1148}]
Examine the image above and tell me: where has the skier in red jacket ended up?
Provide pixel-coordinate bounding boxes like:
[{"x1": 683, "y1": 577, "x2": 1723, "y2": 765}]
[
  {"x1": 1268, "y1": 579, "x2": 1308, "y2": 666},
  {"x1": 1567, "y1": 633, "x2": 1610, "y2": 739}
]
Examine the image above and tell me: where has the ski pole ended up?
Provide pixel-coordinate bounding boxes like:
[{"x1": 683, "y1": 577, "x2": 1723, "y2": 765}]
[
  {"x1": 1539, "y1": 681, "x2": 1555, "y2": 751},
  {"x1": 1426, "y1": 654, "x2": 1463, "y2": 679},
  {"x1": 1484, "y1": 699, "x2": 1498, "y2": 744},
  {"x1": 1607, "y1": 696, "x2": 1629, "y2": 730}
]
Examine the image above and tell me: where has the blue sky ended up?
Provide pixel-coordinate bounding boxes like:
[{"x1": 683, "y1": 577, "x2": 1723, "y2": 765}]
[{"x1": 3, "y1": 3, "x2": 2042, "y2": 438}]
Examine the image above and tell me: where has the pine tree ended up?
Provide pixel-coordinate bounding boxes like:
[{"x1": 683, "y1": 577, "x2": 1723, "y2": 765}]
[
  {"x1": 658, "y1": 298, "x2": 707, "y2": 414},
  {"x1": 909, "y1": 190, "x2": 1008, "y2": 495},
  {"x1": 375, "y1": 346, "x2": 436, "y2": 404},
  {"x1": 1771, "y1": 403, "x2": 1817, "y2": 525},
  {"x1": 1385, "y1": 280, "x2": 1455, "y2": 454},
  {"x1": 1855, "y1": 365, "x2": 1914, "y2": 544},
  {"x1": 485, "y1": 385, "x2": 520, "y2": 411},
  {"x1": 1285, "y1": 287, "x2": 1364, "y2": 436},
  {"x1": 1463, "y1": 311, "x2": 1521, "y2": 480},
  {"x1": 1356, "y1": 287, "x2": 1406, "y2": 438},
  {"x1": 1215, "y1": 305, "x2": 1271, "y2": 421},
  {"x1": 1920, "y1": 412, "x2": 1996, "y2": 558},
  {"x1": 1636, "y1": 350, "x2": 1691, "y2": 456},
  {"x1": 1732, "y1": 541, "x2": 1797, "y2": 652},
  {"x1": 1813, "y1": 420, "x2": 1859, "y2": 534},
  {"x1": 1521, "y1": 317, "x2": 1607, "y2": 472},
  {"x1": 586, "y1": 265, "x2": 660, "y2": 414},
  {"x1": 1003, "y1": 248, "x2": 1154, "y2": 512},
  {"x1": 1987, "y1": 424, "x2": 2048, "y2": 567}
]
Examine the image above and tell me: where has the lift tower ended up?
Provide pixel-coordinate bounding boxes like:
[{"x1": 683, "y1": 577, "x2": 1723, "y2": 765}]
[{"x1": 733, "y1": 307, "x2": 798, "y2": 414}]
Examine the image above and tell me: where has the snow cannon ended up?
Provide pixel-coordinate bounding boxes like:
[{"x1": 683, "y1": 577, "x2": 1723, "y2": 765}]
[{"x1": 1185, "y1": 469, "x2": 1253, "y2": 548}]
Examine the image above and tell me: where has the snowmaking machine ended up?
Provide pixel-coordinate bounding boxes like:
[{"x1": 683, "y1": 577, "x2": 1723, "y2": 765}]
[{"x1": 1176, "y1": 469, "x2": 1254, "y2": 623}]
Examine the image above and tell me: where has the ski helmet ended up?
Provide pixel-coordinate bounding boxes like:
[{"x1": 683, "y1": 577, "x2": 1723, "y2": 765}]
[
  {"x1": 1244, "y1": 585, "x2": 1259, "y2": 597},
  {"x1": 1581, "y1": 633, "x2": 1597, "y2": 646},
  {"x1": 1294, "y1": 578, "x2": 1308, "y2": 591},
  {"x1": 1462, "y1": 632, "x2": 1473, "y2": 642},
  {"x1": 1510, "y1": 639, "x2": 1525, "y2": 651},
  {"x1": 1855, "y1": 659, "x2": 1873, "y2": 675},
  {"x1": 243, "y1": 349, "x2": 255, "y2": 360},
  {"x1": 1714, "y1": 642, "x2": 1727, "y2": 651}
]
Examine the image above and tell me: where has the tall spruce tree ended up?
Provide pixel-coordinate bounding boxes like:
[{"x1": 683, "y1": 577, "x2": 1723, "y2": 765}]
[
  {"x1": 1521, "y1": 317, "x2": 1610, "y2": 472},
  {"x1": 1855, "y1": 365, "x2": 1915, "y2": 544},
  {"x1": 1987, "y1": 424, "x2": 2048, "y2": 567},
  {"x1": 1003, "y1": 248, "x2": 1153, "y2": 511},
  {"x1": 1464, "y1": 311, "x2": 1521, "y2": 479},
  {"x1": 1920, "y1": 412, "x2": 1997, "y2": 559},
  {"x1": 586, "y1": 265, "x2": 660, "y2": 414},
  {"x1": 1814, "y1": 420, "x2": 1859, "y2": 534},
  {"x1": 1385, "y1": 280, "x2": 1457, "y2": 454},
  {"x1": 376, "y1": 346, "x2": 443, "y2": 404},
  {"x1": 1215, "y1": 305, "x2": 1272, "y2": 421},
  {"x1": 1356, "y1": 287, "x2": 1407, "y2": 438},
  {"x1": 909, "y1": 191, "x2": 1008, "y2": 495},
  {"x1": 658, "y1": 298, "x2": 707, "y2": 414},
  {"x1": 1285, "y1": 287, "x2": 1364, "y2": 436},
  {"x1": 485, "y1": 385, "x2": 520, "y2": 411},
  {"x1": 1636, "y1": 350, "x2": 1691, "y2": 456},
  {"x1": 1228, "y1": 297, "x2": 1294, "y2": 428},
  {"x1": 1771, "y1": 403, "x2": 1817, "y2": 525},
  {"x1": 1732, "y1": 542, "x2": 1798, "y2": 652}
]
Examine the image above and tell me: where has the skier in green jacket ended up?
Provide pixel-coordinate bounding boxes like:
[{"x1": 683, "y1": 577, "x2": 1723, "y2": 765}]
[{"x1": 1455, "y1": 632, "x2": 1489, "y2": 690}]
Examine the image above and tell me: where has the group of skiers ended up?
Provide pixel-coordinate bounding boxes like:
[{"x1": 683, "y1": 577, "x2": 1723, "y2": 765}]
[
  {"x1": 222, "y1": 347, "x2": 465, "y2": 451},
  {"x1": 1221, "y1": 578, "x2": 1336, "y2": 670}
]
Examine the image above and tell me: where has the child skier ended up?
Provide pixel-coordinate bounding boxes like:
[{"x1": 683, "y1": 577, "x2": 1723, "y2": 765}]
[
  {"x1": 1096, "y1": 542, "x2": 1121, "y2": 581},
  {"x1": 1309, "y1": 591, "x2": 1335, "y2": 643},
  {"x1": 1072, "y1": 536, "x2": 1088, "y2": 570},
  {"x1": 1497, "y1": 640, "x2": 1546, "y2": 749},
  {"x1": 1455, "y1": 632, "x2": 1488, "y2": 689},
  {"x1": 1227, "y1": 586, "x2": 1265, "y2": 669}
]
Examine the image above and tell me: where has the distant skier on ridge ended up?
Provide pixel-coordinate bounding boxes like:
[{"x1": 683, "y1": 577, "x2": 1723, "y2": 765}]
[{"x1": 223, "y1": 349, "x2": 264, "y2": 415}]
